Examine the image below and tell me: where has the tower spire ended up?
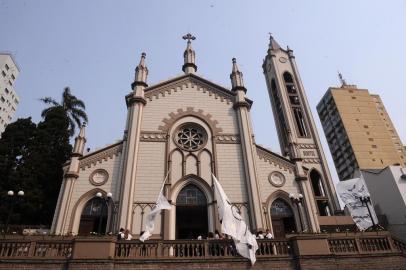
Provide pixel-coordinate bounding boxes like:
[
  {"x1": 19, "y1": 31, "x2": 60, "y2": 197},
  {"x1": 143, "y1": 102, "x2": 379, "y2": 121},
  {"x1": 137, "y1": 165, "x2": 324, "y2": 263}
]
[
  {"x1": 182, "y1": 33, "x2": 197, "y2": 74},
  {"x1": 133, "y1": 52, "x2": 148, "y2": 88},
  {"x1": 72, "y1": 122, "x2": 87, "y2": 156},
  {"x1": 230, "y1": 58, "x2": 246, "y2": 92},
  {"x1": 268, "y1": 33, "x2": 281, "y2": 51}
]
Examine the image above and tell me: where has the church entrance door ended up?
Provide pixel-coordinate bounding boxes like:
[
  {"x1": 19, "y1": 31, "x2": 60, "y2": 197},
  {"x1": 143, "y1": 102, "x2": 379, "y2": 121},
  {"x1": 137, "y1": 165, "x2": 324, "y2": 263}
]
[
  {"x1": 176, "y1": 184, "x2": 208, "y2": 239},
  {"x1": 78, "y1": 197, "x2": 108, "y2": 235},
  {"x1": 270, "y1": 199, "x2": 296, "y2": 239}
]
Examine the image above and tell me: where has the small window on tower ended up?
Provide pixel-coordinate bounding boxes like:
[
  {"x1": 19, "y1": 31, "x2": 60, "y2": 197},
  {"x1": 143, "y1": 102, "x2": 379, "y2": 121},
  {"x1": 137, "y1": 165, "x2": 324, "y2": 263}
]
[
  {"x1": 5, "y1": 64, "x2": 9, "y2": 70},
  {"x1": 11, "y1": 74, "x2": 15, "y2": 80},
  {"x1": 1, "y1": 71, "x2": 5, "y2": 77}
]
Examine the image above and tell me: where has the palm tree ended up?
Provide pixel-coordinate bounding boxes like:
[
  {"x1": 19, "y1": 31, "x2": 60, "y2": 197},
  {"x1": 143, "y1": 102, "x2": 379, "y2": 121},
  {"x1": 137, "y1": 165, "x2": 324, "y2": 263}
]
[{"x1": 40, "y1": 87, "x2": 88, "y2": 136}]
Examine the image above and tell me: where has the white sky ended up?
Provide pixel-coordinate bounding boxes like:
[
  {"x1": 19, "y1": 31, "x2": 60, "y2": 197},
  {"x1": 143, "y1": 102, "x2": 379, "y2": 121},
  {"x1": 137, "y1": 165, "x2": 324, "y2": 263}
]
[{"x1": 1, "y1": 0, "x2": 406, "y2": 184}]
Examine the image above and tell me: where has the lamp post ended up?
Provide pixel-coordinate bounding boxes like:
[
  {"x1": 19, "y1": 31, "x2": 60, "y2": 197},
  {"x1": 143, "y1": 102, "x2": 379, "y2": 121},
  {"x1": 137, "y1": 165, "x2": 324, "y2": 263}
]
[
  {"x1": 289, "y1": 193, "x2": 304, "y2": 232},
  {"x1": 4, "y1": 190, "x2": 24, "y2": 235},
  {"x1": 95, "y1": 192, "x2": 112, "y2": 235},
  {"x1": 357, "y1": 193, "x2": 376, "y2": 229}
]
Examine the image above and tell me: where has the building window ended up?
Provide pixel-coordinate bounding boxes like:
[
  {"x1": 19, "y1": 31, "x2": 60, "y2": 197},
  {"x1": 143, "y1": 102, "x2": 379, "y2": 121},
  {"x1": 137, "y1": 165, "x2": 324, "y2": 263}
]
[
  {"x1": 5, "y1": 88, "x2": 9, "y2": 94},
  {"x1": 283, "y1": 71, "x2": 309, "y2": 138},
  {"x1": 11, "y1": 74, "x2": 15, "y2": 80},
  {"x1": 1, "y1": 71, "x2": 5, "y2": 77},
  {"x1": 364, "y1": 125, "x2": 369, "y2": 128},
  {"x1": 1, "y1": 96, "x2": 5, "y2": 102},
  {"x1": 174, "y1": 123, "x2": 207, "y2": 151},
  {"x1": 352, "y1": 96, "x2": 356, "y2": 99},
  {"x1": 8, "y1": 80, "x2": 12, "y2": 86},
  {"x1": 368, "y1": 138, "x2": 374, "y2": 141},
  {"x1": 5, "y1": 64, "x2": 9, "y2": 70},
  {"x1": 371, "y1": 145, "x2": 377, "y2": 149}
]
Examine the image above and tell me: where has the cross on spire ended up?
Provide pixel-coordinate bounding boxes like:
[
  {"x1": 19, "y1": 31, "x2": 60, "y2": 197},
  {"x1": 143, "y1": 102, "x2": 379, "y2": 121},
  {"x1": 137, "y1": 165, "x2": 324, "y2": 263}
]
[{"x1": 182, "y1": 33, "x2": 196, "y2": 43}]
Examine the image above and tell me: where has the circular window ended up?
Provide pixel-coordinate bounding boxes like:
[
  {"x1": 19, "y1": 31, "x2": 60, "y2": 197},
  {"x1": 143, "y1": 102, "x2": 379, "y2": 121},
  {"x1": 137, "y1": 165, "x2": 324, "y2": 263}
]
[
  {"x1": 174, "y1": 124, "x2": 207, "y2": 151},
  {"x1": 89, "y1": 169, "x2": 109, "y2": 186},
  {"x1": 268, "y1": 171, "x2": 286, "y2": 187}
]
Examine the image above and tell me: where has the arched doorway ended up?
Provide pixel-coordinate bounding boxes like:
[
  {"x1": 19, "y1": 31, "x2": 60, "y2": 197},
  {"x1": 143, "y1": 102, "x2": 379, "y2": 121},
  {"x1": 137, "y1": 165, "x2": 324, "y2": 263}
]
[
  {"x1": 78, "y1": 197, "x2": 108, "y2": 235},
  {"x1": 176, "y1": 184, "x2": 208, "y2": 239},
  {"x1": 270, "y1": 199, "x2": 296, "y2": 239}
]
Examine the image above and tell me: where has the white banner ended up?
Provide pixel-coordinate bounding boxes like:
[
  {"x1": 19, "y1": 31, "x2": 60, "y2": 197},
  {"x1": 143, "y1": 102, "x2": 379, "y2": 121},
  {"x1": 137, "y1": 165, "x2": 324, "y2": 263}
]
[
  {"x1": 140, "y1": 172, "x2": 172, "y2": 242},
  {"x1": 212, "y1": 174, "x2": 258, "y2": 265},
  {"x1": 336, "y1": 177, "x2": 377, "y2": 230}
]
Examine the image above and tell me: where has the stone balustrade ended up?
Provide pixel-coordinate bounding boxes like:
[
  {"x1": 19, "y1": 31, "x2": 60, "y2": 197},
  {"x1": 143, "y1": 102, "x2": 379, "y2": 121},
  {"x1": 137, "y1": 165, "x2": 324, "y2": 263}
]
[{"x1": 0, "y1": 231, "x2": 405, "y2": 270}]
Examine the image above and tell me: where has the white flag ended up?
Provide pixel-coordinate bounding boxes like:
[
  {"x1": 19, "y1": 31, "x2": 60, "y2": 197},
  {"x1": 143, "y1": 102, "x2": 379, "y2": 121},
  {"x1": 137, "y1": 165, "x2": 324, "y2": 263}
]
[
  {"x1": 212, "y1": 174, "x2": 258, "y2": 265},
  {"x1": 140, "y1": 173, "x2": 172, "y2": 242},
  {"x1": 336, "y1": 177, "x2": 377, "y2": 230}
]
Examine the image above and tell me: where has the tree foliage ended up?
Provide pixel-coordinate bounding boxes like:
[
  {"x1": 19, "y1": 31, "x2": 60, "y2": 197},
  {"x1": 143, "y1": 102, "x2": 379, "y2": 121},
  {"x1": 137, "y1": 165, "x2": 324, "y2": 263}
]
[
  {"x1": 0, "y1": 109, "x2": 72, "y2": 227},
  {"x1": 40, "y1": 87, "x2": 88, "y2": 136}
]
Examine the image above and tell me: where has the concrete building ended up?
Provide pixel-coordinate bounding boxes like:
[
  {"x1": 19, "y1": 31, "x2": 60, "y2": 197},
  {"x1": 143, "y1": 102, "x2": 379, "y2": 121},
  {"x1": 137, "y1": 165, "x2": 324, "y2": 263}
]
[
  {"x1": 360, "y1": 166, "x2": 406, "y2": 240},
  {"x1": 317, "y1": 83, "x2": 406, "y2": 181},
  {"x1": 0, "y1": 53, "x2": 20, "y2": 137},
  {"x1": 51, "y1": 35, "x2": 351, "y2": 238}
]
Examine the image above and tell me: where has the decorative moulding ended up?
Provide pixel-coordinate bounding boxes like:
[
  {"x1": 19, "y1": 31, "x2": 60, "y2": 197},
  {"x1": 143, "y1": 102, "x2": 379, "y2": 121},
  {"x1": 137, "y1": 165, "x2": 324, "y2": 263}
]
[
  {"x1": 89, "y1": 169, "x2": 109, "y2": 186},
  {"x1": 268, "y1": 171, "x2": 286, "y2": 187}
]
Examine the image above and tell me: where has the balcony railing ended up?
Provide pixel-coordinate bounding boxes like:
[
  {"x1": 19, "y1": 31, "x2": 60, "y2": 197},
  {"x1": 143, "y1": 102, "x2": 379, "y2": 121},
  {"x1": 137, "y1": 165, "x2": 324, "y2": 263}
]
[
  {"x1": 114, "y1": 239, "x2": 291, "y2": 259},
  {"x1": 0, "y1": 232, "x2": 404, "y2": 261}
]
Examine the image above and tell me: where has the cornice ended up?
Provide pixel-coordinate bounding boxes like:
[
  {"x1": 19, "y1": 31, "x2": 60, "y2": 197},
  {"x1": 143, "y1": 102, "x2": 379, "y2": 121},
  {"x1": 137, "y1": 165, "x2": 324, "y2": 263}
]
[
  {"x1": 140, "y1": 131, "x2": 168, "y2": 142},
  {"x1": 78, "y1": 142, "x2": 123, "y2": 170},
  {"x1": 255, "y1": 144, "x2": 294, "y2": 173}
]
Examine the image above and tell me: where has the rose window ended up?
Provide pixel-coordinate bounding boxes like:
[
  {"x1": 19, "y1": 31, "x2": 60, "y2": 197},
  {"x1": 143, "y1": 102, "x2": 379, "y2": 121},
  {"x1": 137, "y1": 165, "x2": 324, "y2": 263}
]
[{"x1": 175, "y1": 124, "x2": 207, "y2": 151}]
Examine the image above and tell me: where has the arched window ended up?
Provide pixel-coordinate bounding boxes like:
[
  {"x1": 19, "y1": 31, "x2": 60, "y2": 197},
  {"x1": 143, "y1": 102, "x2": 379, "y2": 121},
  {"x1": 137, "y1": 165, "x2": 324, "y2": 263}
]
[
  {"x1": 271, "y1": 79, "x2": 289, "y2": 155},
  {"x1": 283, "y1": 71, "x2": 309, "y2": 137},
  {"x1": 176, "y1": 184, "x2": 208, "y2": 239},
  {"x1": 176, "y1": 184, "x2": 207, "y2": 206},
  {"x1": 270, "y1": 199, "x2": 296, "y2": 238},
  {"x1": 78, "y1": 197, "x2": 108, "y2": 235},
  {"x1": 309, "y1": 170, "x2": 331, "y2": 216}
]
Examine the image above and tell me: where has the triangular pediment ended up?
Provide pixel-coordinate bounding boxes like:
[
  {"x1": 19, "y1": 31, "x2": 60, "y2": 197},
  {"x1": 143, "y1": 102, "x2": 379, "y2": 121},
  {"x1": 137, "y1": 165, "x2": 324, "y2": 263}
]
[{"x1": 144, "y1": 73, "x2": 252, "y2": 105}]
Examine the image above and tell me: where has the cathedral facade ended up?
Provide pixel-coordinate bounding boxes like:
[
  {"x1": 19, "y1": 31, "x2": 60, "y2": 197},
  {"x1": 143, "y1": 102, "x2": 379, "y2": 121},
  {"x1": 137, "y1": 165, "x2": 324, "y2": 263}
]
[{"x1": 51, "y1": 35, "x2": 341, "y2": 239}]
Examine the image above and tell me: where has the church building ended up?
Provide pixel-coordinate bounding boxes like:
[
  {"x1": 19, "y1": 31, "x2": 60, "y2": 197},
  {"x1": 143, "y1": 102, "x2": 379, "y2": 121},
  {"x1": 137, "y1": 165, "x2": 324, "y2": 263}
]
[{"x1": 51, "y1": 34, "x2": 345, "y2": 239}]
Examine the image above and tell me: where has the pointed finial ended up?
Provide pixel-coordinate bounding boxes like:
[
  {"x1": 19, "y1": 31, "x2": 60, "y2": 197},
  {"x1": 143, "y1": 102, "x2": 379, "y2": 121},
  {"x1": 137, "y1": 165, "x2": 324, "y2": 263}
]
[
  {"x1": 338, "y1": 71, "x2": 347, "y2": 86},
  {"x1": 230, "y1": 57, "x2": 246, "y2": 92},
  {"x1": 73, "y1": 122, "x2": 87, "y2": 156},
  {"x1": 268, "y1": 33, "x2": 281, "y2": 51},
  {"x1": 182, "y1": 33, "x2": 197, "y2": 74},
  {"x1": 133, "y1": 52, "x2": 149, "y2": 88}
]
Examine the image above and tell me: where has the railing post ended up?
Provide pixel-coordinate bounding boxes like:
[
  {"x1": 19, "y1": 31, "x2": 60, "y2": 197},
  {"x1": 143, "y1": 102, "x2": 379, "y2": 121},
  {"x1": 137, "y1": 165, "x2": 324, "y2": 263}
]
[
  {"x1": 386, "y1": 235, "x2": 398, "y2": 252},
  {"x1": 204, "y1": 240, "x2": 209, "y2": 258},
  {"x1": 157, "y1": 241, "x2": 163, "y2": 258},
  {"x1": 28, "y1": 241, "x2": 36, "y2": 257}
]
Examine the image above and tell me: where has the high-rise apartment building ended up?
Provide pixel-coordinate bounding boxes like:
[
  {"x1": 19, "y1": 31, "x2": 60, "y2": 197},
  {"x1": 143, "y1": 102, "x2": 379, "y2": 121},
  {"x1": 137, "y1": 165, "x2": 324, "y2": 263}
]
[
  {"x1": 0, "y1": 53, "x2": 20, "y2": 136},
  {"x1": 317, "y1": 83, "x2": 406, "y2": 181}
]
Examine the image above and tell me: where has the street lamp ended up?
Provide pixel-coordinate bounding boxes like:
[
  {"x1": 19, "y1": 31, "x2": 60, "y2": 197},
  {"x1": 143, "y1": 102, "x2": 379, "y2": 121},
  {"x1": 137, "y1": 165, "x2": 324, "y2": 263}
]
[
  {"x1": 289, "y1": 193, "x2": 304, "y2": 233},
  {"x1": 95, "y1": 192, "x2": 112, "y2": 235},
  {"x1": 356, "y1": 193, "x2": 377, "y2": 229},
  {"x1": 4, "y1": 190, "x2": 24, "y2": 235}
]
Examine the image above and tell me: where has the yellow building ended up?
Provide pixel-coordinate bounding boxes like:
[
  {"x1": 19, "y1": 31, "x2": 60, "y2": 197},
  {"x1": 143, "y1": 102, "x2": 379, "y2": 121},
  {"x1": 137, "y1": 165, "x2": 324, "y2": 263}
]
[{"x1": 317, "y1": 84, "x2": 406, "y2": 181}]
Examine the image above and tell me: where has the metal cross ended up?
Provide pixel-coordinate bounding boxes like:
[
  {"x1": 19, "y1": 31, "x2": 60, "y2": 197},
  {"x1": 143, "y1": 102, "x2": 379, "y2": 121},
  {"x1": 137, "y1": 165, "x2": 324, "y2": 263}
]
[{"x1": 182, "y1": 33, "x2": 196, "y2": 42}]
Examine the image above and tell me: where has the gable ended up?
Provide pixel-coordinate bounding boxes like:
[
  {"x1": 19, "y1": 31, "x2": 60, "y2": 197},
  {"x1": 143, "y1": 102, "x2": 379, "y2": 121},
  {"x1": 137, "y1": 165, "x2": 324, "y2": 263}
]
[{"x1": 140, "y1": 74, "x2": 249, "y2": 134}]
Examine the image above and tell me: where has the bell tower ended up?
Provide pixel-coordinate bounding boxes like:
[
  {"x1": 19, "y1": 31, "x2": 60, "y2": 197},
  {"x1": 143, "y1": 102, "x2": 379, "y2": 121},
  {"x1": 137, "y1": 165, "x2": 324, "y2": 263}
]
[{"x1": 263, "y1": 35, "x2": 340, "y2": 228}]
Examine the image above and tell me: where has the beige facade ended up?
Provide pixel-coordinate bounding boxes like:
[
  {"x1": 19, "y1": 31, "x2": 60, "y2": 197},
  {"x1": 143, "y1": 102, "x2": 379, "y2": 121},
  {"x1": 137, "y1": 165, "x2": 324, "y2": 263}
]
[
  {"x1": 0, "y1": 53, "x2": 20, "y2": 137},
  {"x1": 52, "y1": 36, "x2": 346, "y2": 238},
  {"x1": 317, "y1": 84, "x2": 406, "y2": 180}
]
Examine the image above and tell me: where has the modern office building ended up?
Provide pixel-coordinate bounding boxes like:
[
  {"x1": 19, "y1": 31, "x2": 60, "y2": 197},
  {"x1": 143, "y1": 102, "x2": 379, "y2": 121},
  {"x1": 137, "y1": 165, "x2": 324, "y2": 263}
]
[
  {"x1": 317, "y1": 83, "x2": 406, "y2": 181},
  {"x1": 0, "y1": 53, "x2": 20, "y2": 136}
]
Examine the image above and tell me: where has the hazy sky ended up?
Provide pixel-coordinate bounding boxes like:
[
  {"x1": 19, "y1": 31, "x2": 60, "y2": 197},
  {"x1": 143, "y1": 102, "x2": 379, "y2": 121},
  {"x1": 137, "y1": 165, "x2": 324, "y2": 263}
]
[{"x1": 1, "y1": 0, "x2": 405, "y2": 184}]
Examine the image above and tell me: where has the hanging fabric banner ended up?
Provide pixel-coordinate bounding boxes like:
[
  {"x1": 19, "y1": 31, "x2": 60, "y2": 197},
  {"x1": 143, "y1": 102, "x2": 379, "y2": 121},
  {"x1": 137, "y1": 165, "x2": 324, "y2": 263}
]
[
  {"x1": 212, "y1": 174, "x2": 258, "y2": 265},
  {"x1": 336, "y1": 177, "x2": 377, "y2": 230},
  {"x1": 140, "y1": 171, "x2": 172, "y2": 242}
]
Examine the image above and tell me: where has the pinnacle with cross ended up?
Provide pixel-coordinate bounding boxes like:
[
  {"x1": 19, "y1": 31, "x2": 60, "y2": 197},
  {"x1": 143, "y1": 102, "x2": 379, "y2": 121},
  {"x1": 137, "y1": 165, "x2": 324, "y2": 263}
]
[{"x1": 182, "y1": 33, "x2": 196, "y2": 43}]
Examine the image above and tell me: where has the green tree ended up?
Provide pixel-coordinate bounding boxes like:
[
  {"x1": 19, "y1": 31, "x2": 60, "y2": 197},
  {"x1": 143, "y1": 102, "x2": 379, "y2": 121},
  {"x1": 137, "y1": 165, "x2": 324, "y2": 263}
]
[
  {"x1": 40, "y1": 87, "x2": 88, "y2": 136},
  {"x1": 0, "y1": 109, "x2": 72, "y2": 227}
]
